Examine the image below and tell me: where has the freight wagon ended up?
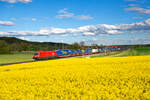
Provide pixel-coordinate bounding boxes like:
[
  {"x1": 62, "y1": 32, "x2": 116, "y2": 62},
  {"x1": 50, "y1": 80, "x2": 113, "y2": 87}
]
[{"x1": 92, "y1": 49, "x2": 98, "y2": 54}]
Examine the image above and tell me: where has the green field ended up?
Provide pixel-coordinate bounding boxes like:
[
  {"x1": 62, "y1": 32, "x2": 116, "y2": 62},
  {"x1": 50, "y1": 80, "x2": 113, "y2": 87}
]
[
  {"x1": 120, "y1": 47, "x2": 150, "y2": 56},
  {"x1": 0, "y1": 52, "x2": 34, "y2": 65},
  {"x1": 91, "y1": 47, "x2": 150, "y2": 58}
]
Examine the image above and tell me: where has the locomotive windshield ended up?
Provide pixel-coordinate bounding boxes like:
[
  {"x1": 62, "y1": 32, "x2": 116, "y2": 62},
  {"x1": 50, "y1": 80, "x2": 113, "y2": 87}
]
[{"x1": 34, "y1": 52, "x2": 39, "y2": 55}]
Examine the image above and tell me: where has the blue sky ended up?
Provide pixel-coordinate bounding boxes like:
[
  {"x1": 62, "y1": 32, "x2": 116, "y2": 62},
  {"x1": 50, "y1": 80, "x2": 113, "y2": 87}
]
[{"x1": 0, "y1": 0, "x2": 150, "y2": 45}]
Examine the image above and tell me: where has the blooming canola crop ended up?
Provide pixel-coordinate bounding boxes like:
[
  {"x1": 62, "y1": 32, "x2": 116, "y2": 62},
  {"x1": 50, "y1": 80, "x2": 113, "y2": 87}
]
[{"x1": 0, "y1": 56, "x2": 150, "y2": 99}]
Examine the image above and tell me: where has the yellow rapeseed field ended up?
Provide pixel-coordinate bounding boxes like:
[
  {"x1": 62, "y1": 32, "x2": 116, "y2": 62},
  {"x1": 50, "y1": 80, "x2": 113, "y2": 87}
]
[{"x1": 0, "y1": 56, "x2": 150, "y2": 100}]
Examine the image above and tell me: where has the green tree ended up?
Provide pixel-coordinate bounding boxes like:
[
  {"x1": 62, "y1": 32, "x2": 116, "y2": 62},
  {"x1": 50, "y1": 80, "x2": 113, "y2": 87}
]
[
  {"x1": 68, "y1": 42, "x2": 81, "y2": 49},
  {"x1": 0, "y1": 40, "x2": 11, "y2": 54},
  {"x1": 10, "y1": 43, "x2": 19, "y2": 51}
]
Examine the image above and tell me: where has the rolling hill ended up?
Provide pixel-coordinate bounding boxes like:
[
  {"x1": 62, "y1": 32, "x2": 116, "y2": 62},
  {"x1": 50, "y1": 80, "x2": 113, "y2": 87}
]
[{"x1": 0, "y1": 37, "x2": 70, "y2": 52}]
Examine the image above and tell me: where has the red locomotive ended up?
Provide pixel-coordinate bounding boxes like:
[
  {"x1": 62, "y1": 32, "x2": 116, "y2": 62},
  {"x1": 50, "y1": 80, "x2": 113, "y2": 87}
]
[{"x1": 33, "y1": 51, "x2": 57, "y2": 60}]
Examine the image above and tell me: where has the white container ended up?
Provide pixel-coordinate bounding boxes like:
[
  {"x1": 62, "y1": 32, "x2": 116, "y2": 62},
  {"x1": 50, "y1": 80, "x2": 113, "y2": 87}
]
[{"x1": 92, "y1": 49, "x2": 98, "y2": 53}]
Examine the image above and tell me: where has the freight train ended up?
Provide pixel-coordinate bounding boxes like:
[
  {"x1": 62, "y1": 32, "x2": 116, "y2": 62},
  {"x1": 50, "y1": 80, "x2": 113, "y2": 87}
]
[{"x1": 33, "y1": 47, "x2": 124, "y2": 60}]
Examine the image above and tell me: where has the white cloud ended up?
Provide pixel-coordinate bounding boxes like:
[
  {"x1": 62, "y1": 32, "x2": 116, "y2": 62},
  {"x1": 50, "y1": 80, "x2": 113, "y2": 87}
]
[
  {"x1": 105, "y1": 30, "x2": 123, "y2": 34},
  {"x1": 39, "y1": 28, "x2": 50, "y2": 35},
  {"x1": 18, "y1": 37, "x2": 29, "y2": 41},
  {"x1": 83, "y1": 32, "x2": 95, "y2": 36},
  {"x1": 78, "y1": 25, "x2": 97, "y2": 32},
  {"x1": 31, "y1": 18, "x2": 37, "y2": 22},
  {"x1": 0, "y1": 31, "x2": 38, "y2": 36},
  {"x1": 58, "y1": 8, "x2": 68, "y2": 14},
  {"x1": 56, "y1": 8, "x2": 94, "y2": 20},
  {"x1": 77, "y1": 15, "x2": 94, "y2": 20},
  {"x1": 56, "y1": 8, "x2": 74, "y2": 19},
  {"x1": 132, "y1": 17, "x2": 143, "y2": 19},
  {"x1": 126, "y1": 7, "x2": 150, "y2": 14},
  {"x1": 22, "y1": 18, "x2": 37, "y2": 22},
  {"x1": 49, "y1": 27, "x2": 67, "y2": 34},
  {"x1": 56, "y1": 13, "x2": 74, "y2": 19},
  {"x1": 128, "y1": 4, "x2": 138, "y2": 7},
  {"x1": 0, "y1": 21, "x2": 14, "y2": 26},
  {"x1": 100, "y1": 24, "x2": 118, "y2": 30},
  {"x1": 0, "y1": 0, "x2": 32, "y2": 3},
  {"x1": 39, "y1": 41, "x2": 44, "y2": 42}
]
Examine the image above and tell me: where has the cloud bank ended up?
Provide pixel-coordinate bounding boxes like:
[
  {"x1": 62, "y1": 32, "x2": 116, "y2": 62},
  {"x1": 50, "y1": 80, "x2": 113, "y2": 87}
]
[{"x1": 1, "y1": 18, "x2": 150, "y2": 36}]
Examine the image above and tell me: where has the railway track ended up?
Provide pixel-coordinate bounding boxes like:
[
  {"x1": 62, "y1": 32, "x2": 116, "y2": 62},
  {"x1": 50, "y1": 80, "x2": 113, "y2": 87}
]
[
  {"x1": 0, "y1": 60, "x2": 36, "y2": 67},
  {"x1": 0, "y1": 53, "x2": 101, "y2": 66}
]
